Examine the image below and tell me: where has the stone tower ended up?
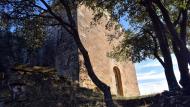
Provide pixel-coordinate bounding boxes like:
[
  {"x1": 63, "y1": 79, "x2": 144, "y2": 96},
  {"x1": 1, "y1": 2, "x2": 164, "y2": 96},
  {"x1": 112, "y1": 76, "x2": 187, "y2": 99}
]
[
  {"x1": 28, "y1": 4, "x2": 140, "y2": 97},
  {"x1": 77, "y1": 6, "x2": 140, "y2": 97}
]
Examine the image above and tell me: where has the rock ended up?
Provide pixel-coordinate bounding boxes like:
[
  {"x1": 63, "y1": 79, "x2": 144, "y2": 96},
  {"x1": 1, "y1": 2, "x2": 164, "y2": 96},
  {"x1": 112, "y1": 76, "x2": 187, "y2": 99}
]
[
  {"x1": 150, "y1": 90, "x2": 190, "y2": 107},
  {"x1": 0, "y1": 65, "x2": 105, "y2": 107}
]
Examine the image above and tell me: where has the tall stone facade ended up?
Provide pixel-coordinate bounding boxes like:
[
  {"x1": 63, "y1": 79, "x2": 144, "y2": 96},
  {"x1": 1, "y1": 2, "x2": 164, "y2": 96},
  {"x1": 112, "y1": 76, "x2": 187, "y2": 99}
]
[
  {"x1": 39, "y1": 5, "x2": 140, "y2": 97},
  {"x1": 77, "y1": 6, "x2": 140, "y2": 97}
]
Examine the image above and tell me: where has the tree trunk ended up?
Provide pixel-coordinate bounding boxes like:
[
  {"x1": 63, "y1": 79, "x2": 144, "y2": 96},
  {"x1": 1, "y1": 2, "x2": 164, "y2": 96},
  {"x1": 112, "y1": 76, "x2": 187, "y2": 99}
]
[
  {"x1": 60, "y1": 0, "x2": 115, "y2": 106},
  {"x1": 144, "y1": 1, "x2": 180, "y2": 90},
  {"x1": 159, "y1": 38, "x2": 180, "y2": 91},
  {"x1": 178, "y1": 54, "x2": 190, "y2": 94},
  {"x1": 72, "y1": 29, "x2": 115, "y2": 107},
  {"x1": 172, "y1": 41, "x2": 190, "y2": 94},
  {"x1": 154, "y1": 0, "x2": 190, "y2": 92}
]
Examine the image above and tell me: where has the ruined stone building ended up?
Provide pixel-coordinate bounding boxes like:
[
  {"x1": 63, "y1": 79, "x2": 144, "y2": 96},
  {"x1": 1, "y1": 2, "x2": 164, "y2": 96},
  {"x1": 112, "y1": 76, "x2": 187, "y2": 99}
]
[
  {"x1": 76, "y1": 6, "x2": 140, "y2": 97},
  {"x1": 34, "y1": 4, "x2": 140, "y2": 97},
  {"x1": 0, "y1": 4, "x2": 140, "y2": 97}
]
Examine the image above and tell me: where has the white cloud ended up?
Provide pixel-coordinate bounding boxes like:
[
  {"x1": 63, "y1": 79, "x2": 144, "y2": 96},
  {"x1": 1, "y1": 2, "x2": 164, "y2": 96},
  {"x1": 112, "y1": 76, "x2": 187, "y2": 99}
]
[
  {"x1": 139, "y1": 80, "x2": 168, "y2": 95},
  {"x1": 138, "y1": 69, "x2": 182, "y2": 95},
  {"x1": 141, "y1": 61, "x2": 161, "y2": 68},
  {"x1": 137, "y1": 70, "x2": 157, "y2": 76},
  {"x1": 136, "y1": 54, "x2": 182, "y2": 95},
  {"x1": 140, "y1": 54, "x2": 178, "y2": 68},
  {"x1": 172, "y1": 59, "x2": 178, "y2": 65},
  {"x1": 174, "y1": 69, "x2": 180, "y2": 82},
  {"x1": 137, "y1": 71, "x2": 166, "y2": 81},
  {"x1": 137, "y1": 70, "x2": 168, "y2": 95}
]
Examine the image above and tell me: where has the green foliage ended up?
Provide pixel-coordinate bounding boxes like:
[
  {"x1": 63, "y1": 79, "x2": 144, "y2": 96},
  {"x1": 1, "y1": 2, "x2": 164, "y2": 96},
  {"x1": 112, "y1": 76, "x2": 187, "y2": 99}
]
[
  {"x1": 114, "y1": 24, "x2": 122, "y2": 30},
  {"x1": 174, "y1": 0, "x2": 188, "y2": 9},
  {"x1": 21, "y1": 18, "x2": 45, "y2": 51},
  {"x1": 108, "y1": 28, "x2": 155, "y2": 63},
  {"x1": 82, "y1": 0, "x2": 190, "y2": 63},
  {"x1": 0, "y1": 0, "x2": 48, "y2": 52}
]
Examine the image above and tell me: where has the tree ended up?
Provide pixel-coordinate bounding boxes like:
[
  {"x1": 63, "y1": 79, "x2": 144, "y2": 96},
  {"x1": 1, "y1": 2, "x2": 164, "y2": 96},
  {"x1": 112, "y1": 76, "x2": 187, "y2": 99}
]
[
  {"x1": 0, "y1": 0, "x2": 114, "y2": 106},
  {"x1": 80, "y1": 0, "x2": 190, "y2": 93},
  {"x1": 141, "y1": 0, "x2": 190, "y2": 94},
  {"x1": 108, "y1": 22, "x2": 180, "y2": 91}
]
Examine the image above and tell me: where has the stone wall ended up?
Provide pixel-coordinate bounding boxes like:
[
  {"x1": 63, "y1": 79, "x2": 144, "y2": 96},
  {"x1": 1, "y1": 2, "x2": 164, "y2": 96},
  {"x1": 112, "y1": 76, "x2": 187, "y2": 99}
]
[
  {"x1": 79, "y1": 58, "x2": 96, "y2": 89},
  {"x1": 77, "y1": 5, "x2": 140, "y2": 97}
]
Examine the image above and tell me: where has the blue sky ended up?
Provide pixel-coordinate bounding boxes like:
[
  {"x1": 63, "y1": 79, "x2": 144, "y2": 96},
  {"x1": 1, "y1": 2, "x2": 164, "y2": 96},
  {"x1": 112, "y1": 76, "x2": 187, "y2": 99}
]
[{"x1": 135, "y1": 54, "x2": 181, "y2": 95}]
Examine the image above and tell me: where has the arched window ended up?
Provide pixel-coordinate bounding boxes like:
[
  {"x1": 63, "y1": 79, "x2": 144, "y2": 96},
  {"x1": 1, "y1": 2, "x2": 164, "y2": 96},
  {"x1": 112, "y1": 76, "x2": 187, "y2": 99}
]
[{"x1": 113, "y1": 66, "x2": 124, "y2": 96}]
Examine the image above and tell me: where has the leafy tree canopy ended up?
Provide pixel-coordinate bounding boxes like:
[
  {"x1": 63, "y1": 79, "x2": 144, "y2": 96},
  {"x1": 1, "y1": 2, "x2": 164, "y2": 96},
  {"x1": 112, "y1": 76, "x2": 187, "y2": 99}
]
[{"x1": 79, "y1": 0, "x2": 190, "y2": 63}]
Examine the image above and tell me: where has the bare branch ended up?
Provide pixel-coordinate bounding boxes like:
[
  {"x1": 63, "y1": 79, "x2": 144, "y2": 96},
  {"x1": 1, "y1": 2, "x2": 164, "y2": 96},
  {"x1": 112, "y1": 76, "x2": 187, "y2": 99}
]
[
  {"x1": 173, "y1": 10, "x2": 181, "y2": 27},
  {"x1": 40, "y1": 0, "x2": 73, "y2": 34},
  {"x1": 31, "y1": 3, "x2": 48, "y2": 13},
  {"x1": 150, "y1": 34, "x2": 166, "y2": 67},
  {"x1": 180, "y1": 9, "x2": 188, "y2": 44}
]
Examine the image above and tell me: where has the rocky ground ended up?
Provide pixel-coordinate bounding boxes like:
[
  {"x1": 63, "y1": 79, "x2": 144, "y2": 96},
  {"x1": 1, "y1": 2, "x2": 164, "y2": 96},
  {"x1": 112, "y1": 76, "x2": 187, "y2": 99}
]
[
  {"x1": 150, "y1": 91, "x2": 190, "y2": 107},
  {"x1": 0, "y1": 65, "x2": 190, "y2": 107},
  {"x1": 0, "y1": 65, "x2": 105, "y2": 107},
  {"x1": 114, "y1": 90, "x2": 190, "y2": 107}
]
